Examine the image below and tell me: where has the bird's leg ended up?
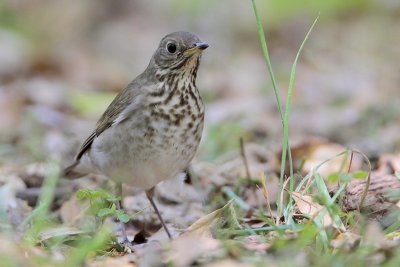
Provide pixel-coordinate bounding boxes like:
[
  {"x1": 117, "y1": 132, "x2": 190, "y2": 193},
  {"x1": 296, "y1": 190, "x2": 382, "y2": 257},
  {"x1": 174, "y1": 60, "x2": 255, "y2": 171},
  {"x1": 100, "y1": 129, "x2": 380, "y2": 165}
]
[
  {"x1": 115, "y1": 182, "x2": 130, "y2": 245},
  {"x1": 145, "y1": 187, "x2": 172, "y2": 240}
]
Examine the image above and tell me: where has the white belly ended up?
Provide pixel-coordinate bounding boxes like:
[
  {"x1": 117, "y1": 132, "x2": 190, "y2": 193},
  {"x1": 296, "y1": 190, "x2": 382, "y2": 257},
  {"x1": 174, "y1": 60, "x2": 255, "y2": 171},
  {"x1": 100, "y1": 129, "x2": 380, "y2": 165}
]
[{"x1": 87, "y1": 113, "x2": 203, "y2": 190}]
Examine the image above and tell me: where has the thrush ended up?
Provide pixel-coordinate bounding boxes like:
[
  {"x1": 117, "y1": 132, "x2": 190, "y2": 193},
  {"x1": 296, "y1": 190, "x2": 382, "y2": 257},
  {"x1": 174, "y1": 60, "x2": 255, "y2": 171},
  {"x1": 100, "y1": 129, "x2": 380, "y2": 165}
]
[{"x1": 64, "y1": 31, "x2": 208, "y2": 241}]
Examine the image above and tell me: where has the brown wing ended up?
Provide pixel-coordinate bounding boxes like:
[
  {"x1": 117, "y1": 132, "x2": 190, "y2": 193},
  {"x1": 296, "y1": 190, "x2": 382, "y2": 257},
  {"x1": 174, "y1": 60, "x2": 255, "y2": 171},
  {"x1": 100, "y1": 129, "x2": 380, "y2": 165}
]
[{"x1": 74, "y1": 78, "x2": 144, "y2": 160}]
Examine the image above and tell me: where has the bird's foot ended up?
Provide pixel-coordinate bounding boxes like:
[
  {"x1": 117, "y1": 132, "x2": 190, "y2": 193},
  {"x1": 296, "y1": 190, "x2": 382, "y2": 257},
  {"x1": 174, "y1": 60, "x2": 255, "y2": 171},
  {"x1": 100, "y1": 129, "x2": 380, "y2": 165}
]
[{"x1": 118, "y1": 238, "x2": 136, "y2": 253}]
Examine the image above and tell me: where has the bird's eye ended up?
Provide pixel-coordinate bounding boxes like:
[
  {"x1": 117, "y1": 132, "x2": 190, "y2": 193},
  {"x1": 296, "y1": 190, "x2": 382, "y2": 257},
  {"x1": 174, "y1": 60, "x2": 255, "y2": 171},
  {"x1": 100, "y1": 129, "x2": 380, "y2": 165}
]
[{"x1": 166, "y1": 42, "x2": 177, "y2": 54}]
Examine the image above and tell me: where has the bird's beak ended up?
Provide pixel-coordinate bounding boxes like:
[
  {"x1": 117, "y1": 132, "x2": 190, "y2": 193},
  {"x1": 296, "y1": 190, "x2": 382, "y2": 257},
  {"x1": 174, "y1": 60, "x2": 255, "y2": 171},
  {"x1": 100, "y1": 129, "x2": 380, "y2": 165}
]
[
  {"x1": 183, "y1": 42, "x2": 209, "y2": 57},
  {"x1": 194, "y1": 42, "x2": 209, "y2": 50}
]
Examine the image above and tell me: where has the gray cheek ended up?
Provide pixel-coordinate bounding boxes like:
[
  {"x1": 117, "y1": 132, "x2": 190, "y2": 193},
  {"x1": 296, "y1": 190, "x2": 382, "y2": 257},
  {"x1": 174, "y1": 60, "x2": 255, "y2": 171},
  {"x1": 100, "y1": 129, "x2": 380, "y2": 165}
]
[{"x1": 155, "y1": 54, "x2": 171, "y2": 67}]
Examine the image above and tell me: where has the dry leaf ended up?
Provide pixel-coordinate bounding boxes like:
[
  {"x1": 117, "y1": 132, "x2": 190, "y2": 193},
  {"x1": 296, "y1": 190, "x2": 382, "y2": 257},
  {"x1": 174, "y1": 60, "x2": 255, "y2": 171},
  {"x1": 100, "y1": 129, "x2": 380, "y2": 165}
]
[
  {"x1": 289, "y1": 138, "x2": 362, "y2": 177},
  {"x1": 292, "y1": 192, "x2": 333, "y2": 227},
  {"x1": 165, "y1": 200, "x2": 232, "y2": 267},
  {"x1": 168, "y1": 235, "x2": 221, "y2": 267},
  {"x1": 184, "y1": 199, "x2": 233, "y2": 238}
]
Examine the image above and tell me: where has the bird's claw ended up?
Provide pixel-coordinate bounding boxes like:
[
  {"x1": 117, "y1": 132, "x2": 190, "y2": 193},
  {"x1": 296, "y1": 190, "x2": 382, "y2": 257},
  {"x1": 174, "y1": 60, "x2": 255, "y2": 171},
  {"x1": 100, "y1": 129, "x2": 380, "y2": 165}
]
[{"x1": 117, "y1": 238, "x2": 136, "y2": 253}]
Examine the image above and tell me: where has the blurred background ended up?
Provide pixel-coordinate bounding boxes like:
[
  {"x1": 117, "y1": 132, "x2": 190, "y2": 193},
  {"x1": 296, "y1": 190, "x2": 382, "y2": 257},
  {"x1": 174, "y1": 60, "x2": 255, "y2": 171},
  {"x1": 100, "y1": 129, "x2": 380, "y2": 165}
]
[{"x1": 1, "y1": 0, "x2": 400, "y2": 166}]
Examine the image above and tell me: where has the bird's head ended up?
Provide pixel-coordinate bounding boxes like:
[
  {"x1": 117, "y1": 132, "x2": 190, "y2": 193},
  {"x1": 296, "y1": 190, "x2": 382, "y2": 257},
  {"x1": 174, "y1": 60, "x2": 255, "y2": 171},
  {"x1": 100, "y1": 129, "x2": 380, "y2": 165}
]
[{"x1": 151, "y1": 31, "x2": 208, "y2": 73}]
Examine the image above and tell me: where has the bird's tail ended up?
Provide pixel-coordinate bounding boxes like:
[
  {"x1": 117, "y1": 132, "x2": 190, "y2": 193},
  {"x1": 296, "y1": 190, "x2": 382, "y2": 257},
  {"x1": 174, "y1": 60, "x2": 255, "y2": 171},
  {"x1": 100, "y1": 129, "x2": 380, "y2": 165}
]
[{"x1": 62, "y1": 161, "x2": 86, "y2": 179}]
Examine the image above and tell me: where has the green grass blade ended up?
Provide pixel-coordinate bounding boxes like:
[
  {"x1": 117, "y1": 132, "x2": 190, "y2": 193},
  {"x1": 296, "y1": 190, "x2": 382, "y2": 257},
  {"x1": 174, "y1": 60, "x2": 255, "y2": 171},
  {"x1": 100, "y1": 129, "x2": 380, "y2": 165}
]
[
  {"x1": 221, "y1": 186, "x2": 251, "y2": 211},
  {"x1": 280, "y1": 14, "x2": 320, "y2": 221},
  {"x1": 251, "y1": 0, "x2": 295, "y2": 224},
  {"x1": 314, "y1": 173, "x2": 346, "y2": 231},
  {"x1": 67, "y1": 227, "x2": 112, "y2": 266},
  {"x1": 251, "y1": 0, "x2": 283, "y2": 112}
]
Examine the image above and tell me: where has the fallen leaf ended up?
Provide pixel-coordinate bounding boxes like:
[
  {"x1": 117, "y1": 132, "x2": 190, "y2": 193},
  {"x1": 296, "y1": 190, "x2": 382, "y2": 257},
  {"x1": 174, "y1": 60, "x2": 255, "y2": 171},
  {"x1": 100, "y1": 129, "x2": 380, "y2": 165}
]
[
  {"x1": 184, "y1": 199, "x2": 233, "y2": 238},
  {"x1": 292, "y1": 192, "x2": 333, "y2": 227},
  {"x1": 165, "y1": 200, "x2": 233, "y2": 267},
  {"x1": 288, "y1": 138, "x2": 362, "y2": 177},
  {"x1": 168, "y1": 235, "x2": 221, "y2": 267}
]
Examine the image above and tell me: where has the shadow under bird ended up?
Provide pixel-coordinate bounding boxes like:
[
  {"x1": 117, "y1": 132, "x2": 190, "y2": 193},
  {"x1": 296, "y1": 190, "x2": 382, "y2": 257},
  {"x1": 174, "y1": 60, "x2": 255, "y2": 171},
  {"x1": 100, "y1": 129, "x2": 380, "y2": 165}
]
[{"x1": 64, "y1": 31, "x2": 208, "y2": 243}]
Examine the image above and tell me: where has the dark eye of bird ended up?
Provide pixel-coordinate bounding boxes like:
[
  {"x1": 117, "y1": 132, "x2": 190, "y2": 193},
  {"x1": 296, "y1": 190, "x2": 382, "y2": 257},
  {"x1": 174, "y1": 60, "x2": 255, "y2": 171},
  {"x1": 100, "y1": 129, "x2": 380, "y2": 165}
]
[{"x1": 166, "y1": 42, "x2": 177, "y2": 54}]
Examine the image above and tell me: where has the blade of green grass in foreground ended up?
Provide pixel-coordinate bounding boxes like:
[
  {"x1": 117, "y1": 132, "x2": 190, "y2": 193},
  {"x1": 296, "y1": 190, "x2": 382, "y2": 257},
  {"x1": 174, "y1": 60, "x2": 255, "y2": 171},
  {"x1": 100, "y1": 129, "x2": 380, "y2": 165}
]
[
  {"x1": 251, "y1": 0, "x2": 319, "y2": 224},
  {"x1": 251, "y1": 0, "x2": 293, "y2": 225},
  {"x1": 251, "y1": 0, "x2": 282, "y2": 109},
  {"x1": 67, "y1": 227, "x2": 112, "y2": 267}
]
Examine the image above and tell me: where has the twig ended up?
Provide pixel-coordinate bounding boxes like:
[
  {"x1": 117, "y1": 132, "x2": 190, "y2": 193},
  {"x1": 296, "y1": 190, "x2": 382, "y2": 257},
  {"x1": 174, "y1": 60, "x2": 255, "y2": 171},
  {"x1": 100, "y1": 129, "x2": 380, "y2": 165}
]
[
  {"x1": 277, "y1": 177, "x2": 291, "y2": 225},
  {"x1": 220, "y1": 224, "x2": 302, "y2": 236},
  {"x1": 351, "y1": 149, "x2": 372, "y2": 211},
  {"x1": 239, "y1": 137, "x2": 252, "y2": 185},
  {"x1": 347, "y1": 151, "x2": 354, "y2": 173},
  {"x1": 240, "y1": 137, "x2": 260, "y2": 207},
  {"x1": 260, "y1": 172, "x2": 275, "y2": 225}
]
